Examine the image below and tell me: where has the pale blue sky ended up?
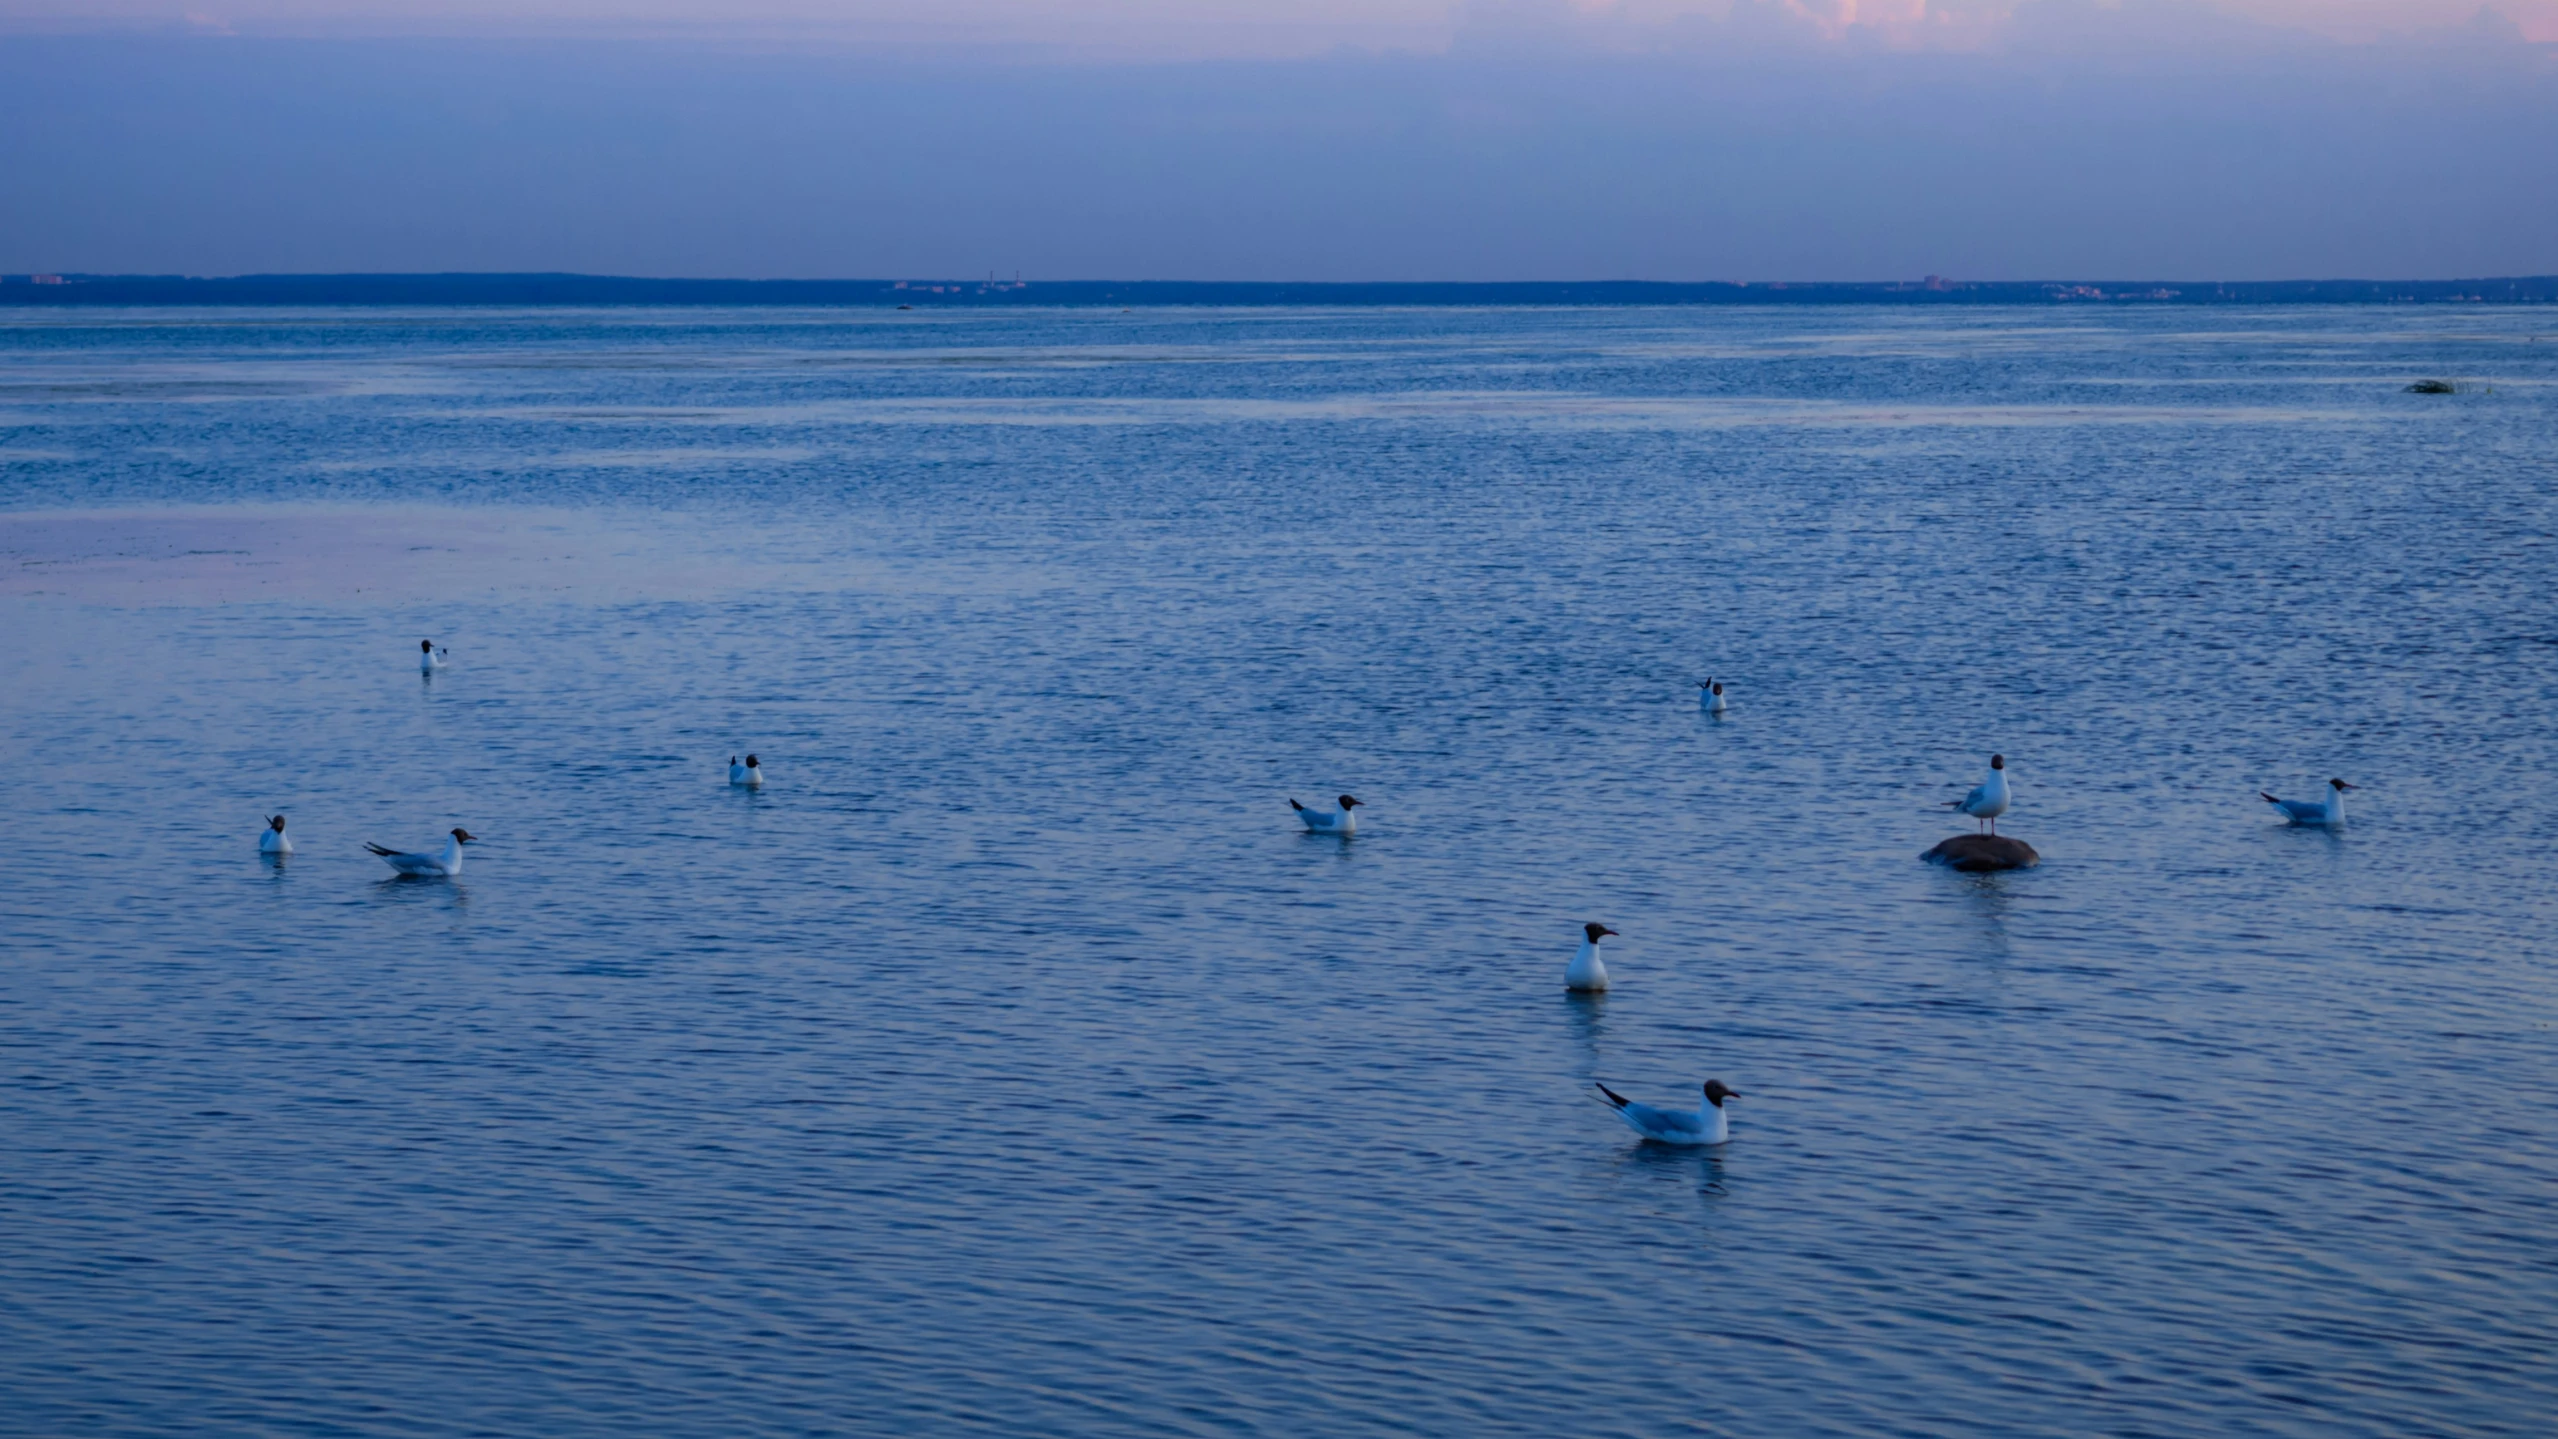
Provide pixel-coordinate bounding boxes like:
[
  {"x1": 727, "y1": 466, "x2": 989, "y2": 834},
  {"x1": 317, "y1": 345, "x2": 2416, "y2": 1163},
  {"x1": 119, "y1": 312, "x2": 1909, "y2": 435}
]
[{"x1": 2, "y1": 2, "x2": 2552, "y2": 279}]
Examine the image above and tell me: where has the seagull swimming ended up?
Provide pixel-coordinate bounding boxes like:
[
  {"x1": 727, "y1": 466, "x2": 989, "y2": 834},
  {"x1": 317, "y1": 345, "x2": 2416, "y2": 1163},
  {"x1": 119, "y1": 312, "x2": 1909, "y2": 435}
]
[
  {"x1": 1565, "y1": 921, "x2": 1618, "y2": 992},
  {"x1": 2262, "y1": 778, "x2": 2354, "y2": 827},
  {"x1": 1950, "y1": 754, "x2": 2011, "y2": 834},
  {"x1": 259, "y1": 814, "x2": 293, "y2": 855},
  {"x1": 365, "y1": 827, "x2": 474, "y2": 877},
  {"x1": 1699, "y1": 679, "x2": 1729, "y2": 714},
  {"x1": 1289, "y1": 794, "x2": 1361, "y2": 835},
  {"x1": 1596, "y1": 1079, "x2": 1739, "y2": 1146},
  {"x1": 729, "y1": 754, "x2": 764, "y2": 788},
  {"x1": 419, "y1": 640, "x2": 447, "y2": 674}
]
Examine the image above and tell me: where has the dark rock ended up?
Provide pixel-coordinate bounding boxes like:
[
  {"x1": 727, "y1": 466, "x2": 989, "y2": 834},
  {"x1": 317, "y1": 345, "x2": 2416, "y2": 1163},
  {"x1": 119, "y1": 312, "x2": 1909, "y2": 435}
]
[
  {"x1": 2404, "y1": 379, "x2": 2459, "y2": 394},
  {"x1": 1922, "y1": 834, "x2": 2041, "y2": 872}
]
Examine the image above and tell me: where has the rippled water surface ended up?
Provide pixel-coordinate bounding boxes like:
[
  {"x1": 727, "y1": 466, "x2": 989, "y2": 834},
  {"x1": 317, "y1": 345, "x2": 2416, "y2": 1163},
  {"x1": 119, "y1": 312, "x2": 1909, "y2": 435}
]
[{"x1": 3, "y1": 306, "x2": 2556, "y2": 1437}]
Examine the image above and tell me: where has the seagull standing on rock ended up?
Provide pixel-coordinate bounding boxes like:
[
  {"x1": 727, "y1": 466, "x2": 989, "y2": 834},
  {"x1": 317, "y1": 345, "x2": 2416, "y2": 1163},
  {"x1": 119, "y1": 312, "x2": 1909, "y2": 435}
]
[
  {"x1": 730, "y1": 755, "x2": 764, "y2": 788},
  {"x1": 1951, "y1": 754, "x2": 2011, "y2": 834},
  {"x1": 419, "y1": 640, "x2": 447, "y2": 674},
  {"x1": 1596, "y1": 1079, "x2": 1739, "y2": 1146},
  {"x1": 1699, "y1": 679, "x2": 1729, "y2": 714},
  {"x1": 259, "y1": 815, "x2": 293, "y2": 854}
]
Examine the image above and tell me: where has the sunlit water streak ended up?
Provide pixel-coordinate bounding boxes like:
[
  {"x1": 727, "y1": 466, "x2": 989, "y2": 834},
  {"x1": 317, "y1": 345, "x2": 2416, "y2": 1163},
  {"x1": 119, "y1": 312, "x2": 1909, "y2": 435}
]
[{"x1": 2, "y1": 305, "x2": 2554, "y2": 1437}]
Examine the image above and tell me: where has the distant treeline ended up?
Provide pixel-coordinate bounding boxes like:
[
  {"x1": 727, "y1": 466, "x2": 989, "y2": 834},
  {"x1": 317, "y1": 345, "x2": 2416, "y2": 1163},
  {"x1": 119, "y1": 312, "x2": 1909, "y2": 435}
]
[{"x1": 4, "y1": 274, "x2": 2555, "y2": 307}]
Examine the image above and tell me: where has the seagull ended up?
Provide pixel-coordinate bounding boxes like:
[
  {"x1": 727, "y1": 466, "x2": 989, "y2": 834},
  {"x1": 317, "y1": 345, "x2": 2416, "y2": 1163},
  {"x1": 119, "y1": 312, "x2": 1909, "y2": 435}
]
[
  {"x1": 258, "y1": 814, "x2": 293, "y2": 855},
  {"x1": 1950, "y1": 754, "x2": 2011, "y2": 834},
  {"x1": 1699, "y1": 679, "x2": 1729, "y2": 714},
  {"x1": 2262, "y1": 778, "x2": 2354, "y2": 827},
  {"x1": 365, "y1": 828, "x2": 474, "y2": 877},
  {"x1": 419, "y1": 639, "x2": 447, "y2": 674},
  {"x1": 1289, "y1": 794, "x2": 1360, "y2": 835},
  {"x1": 1565, "y1": 921, "x2": 1618, "y2": 992},
  {"x1": 1596, "y1": 1079, "x2": 1739, "y2": 1146},
  {"x1": 729, "y1": 754, "x2": 764, "y2": 788}
]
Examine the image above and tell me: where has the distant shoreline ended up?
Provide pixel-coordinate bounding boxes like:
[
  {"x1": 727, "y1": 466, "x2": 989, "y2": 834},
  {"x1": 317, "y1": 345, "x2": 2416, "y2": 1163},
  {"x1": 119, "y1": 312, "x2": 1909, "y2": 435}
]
[{"x1": 4, "y1": 274, "x2": 2555, "y2": 308}]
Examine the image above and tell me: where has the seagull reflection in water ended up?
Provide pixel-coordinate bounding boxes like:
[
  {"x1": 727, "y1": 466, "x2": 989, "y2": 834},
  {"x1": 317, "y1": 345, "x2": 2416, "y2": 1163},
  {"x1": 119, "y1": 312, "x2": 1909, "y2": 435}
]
[
  {"x1": 1950, "y1": 869, "x2": 2021, "y2": 959},
  {"x1": 1618, "y1": 1137, "x2": 1730, "y2": 1198}
]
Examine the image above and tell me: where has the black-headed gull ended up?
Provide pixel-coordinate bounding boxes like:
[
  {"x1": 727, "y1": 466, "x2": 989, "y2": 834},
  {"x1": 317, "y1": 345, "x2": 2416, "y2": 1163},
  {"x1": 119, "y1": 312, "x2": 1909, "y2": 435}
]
[
  {"x1": 1289, "y1": 794, "x2": 1360, "y2": 835},
  {"x1": 2262, "y1": 778, "x2": 2353, "y2": 827},
  {"x1": 729, "y1": 754, "x2": 764, "y2": 788},
  {"x1": 259, "y1": 814, "x2": 293, "y2": 855},
  {"x1": 1597, "y1": 1079, "x2": 1739, "y2": 1145},
  {"x1": 366, "y1": 827, "x2": 475, "y2": 876},
  {"x1": 1698, "y1": 679, "x2": 1729, "y2": 714},
  {"x1": 1950, "y1": 754, "x2": 2011, "y2": 834},
  {"x1": 419, "y1": 639, "x2": 447, "y2": 674},
  {"x1": 1565, "y1": 921, "x2": 1618, "y2": 992}
]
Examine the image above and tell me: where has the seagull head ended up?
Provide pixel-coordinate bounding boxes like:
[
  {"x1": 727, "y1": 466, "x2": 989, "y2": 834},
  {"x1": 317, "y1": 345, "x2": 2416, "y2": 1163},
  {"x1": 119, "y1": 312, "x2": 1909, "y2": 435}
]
[
  {"x1": 746, "y1": 755, "x2": 760, "y2": 768},
  {"x1": 1584, "y1": 922, "x2": 1618, "y2": 943},
  {"x1": 1990, "y1": 754, "x2": 2005, "y2": 769},
  {"x1": 1337, "y1": 794, "x2": 1361, "y2": 810},
  {"x1": 2329, "y1": 778, "x2": 2355, "y2": 791},
  {"x1": 421, "y1": 639, "x2": 434, "y2": 653},
  {"x1": 450, "y1": 828, "x2": 476, "y2": 844},
  {"x1": 268, "y1": 815, "x2": 287, "y2": 832},
  {"x1": 1711, "y1": 682, "x2": 1724, "y2": 695},
  {"x1": 1704, "y1": 1079, "x2": 1740, "y2": 1108}
]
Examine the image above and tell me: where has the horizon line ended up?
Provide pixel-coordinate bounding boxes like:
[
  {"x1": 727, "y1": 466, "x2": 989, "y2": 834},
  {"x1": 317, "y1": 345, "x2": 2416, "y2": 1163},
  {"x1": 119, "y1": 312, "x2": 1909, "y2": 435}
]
[{"x1": 6, "y1": 272, "x2": 2556, "y2": 307}]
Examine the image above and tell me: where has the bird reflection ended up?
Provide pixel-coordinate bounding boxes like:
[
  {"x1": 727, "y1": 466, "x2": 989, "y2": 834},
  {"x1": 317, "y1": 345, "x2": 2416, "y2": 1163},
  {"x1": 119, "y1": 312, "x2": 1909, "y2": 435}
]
[
  {"x1": 1562, "y1": 987, "x2": 1609, "y2": 1072},
  {"x1": 1619, "y1": 1138, "x2": 1730, "y2": 1198},
  {"x1": 1953, "y1": 872, "x2": 2017, "y2": 960},
  {"x1": 371, "y1": 875, "x2": 468, "y2": 910}
]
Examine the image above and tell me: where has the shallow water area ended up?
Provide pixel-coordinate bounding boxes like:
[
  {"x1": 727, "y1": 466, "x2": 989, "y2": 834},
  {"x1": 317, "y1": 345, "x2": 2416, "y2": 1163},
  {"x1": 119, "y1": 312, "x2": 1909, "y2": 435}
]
[
  {"x1": 0, "y1": 505, "x2": 909, "y2": 605},
  {"x1": 2, "y1": 305, "x2": 2555, "y2": 1437}
]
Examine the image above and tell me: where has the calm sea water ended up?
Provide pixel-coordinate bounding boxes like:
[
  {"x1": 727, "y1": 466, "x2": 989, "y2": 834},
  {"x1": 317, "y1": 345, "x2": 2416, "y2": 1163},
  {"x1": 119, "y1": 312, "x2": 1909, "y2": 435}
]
[{"x1": 3, "y1": 306, "x2": 2555, "y2": 1437}]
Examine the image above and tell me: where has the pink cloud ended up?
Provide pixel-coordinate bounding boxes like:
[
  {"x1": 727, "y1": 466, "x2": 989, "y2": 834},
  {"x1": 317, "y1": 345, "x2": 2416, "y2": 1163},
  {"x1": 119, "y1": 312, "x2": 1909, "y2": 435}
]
[{"x1": 0, "y1": 0, "x2": 2549, "y2": 52}]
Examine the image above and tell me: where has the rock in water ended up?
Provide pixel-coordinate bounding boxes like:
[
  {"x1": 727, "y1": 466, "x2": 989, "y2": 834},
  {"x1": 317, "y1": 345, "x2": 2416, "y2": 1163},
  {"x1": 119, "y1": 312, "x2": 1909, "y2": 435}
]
[{"x1": 1922, "y1": 834, "x2": 2041, "y2": 872}]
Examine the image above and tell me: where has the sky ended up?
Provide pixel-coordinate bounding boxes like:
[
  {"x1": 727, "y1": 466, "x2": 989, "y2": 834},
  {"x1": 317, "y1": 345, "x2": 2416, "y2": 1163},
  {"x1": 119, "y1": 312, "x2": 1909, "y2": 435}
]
[{"x1": 1, "y1": 1, "x2": 2553, "y2": 280}]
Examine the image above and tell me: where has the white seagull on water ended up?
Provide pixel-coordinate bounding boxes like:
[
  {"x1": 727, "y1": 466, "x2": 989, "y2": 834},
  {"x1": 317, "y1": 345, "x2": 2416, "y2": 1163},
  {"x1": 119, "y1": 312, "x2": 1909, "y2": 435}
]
[
  {"x1": 729, "y1": 754, "x2": 764, "y2": 788},
  {"x1": 1950, "y1": 754, "x2": 2012, "y2": 834},
  {"x1": 1289, "y1": 794, "x2": 1361, "y2": 835},
  {"x1": 1699, "y1": 679, "x2": 1729, "y2": 714},
  {"x1": 1596, "y1": 1079, "x2": 1740, "y2": 1146},
  {"x1": 419, "y1": 640, "x2": 447, "y2": 674},
  {"x1": 1565, "y1": 921, "x2": 1618, "y2": 992},
  {"x1": 259, "y1": 814, "x2": 293, "y2": 854},
  {"x1": 366, "y1": 828, "x2": 475, "y2": 877},
  {"x1": 2262, "y1": 778, "x2": 2354, "y2": 827}
]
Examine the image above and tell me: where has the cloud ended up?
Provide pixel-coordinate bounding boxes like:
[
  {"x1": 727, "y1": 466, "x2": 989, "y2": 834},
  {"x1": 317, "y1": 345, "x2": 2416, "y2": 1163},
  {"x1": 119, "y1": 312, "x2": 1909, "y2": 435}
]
[
  {"x1": 0, "y1": 4, "x2": 2550, "y2": 280},
  {"x1": 2, "y1": 24, "x2": 2552, "y2": 281},
  {"x1": 1, "y1": 1, "x2": 2552, "y2": 55},
  {"x1": 1450, "y1": 0, "x2": 2558, "y2": 56}
]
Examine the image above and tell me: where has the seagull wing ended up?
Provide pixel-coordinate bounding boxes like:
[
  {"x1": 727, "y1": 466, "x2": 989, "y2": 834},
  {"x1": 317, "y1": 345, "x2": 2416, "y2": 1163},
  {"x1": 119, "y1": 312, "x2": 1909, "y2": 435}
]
[{"x1": 1637, "y1": 1104, "x2": 1705, "y2": 1136}]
